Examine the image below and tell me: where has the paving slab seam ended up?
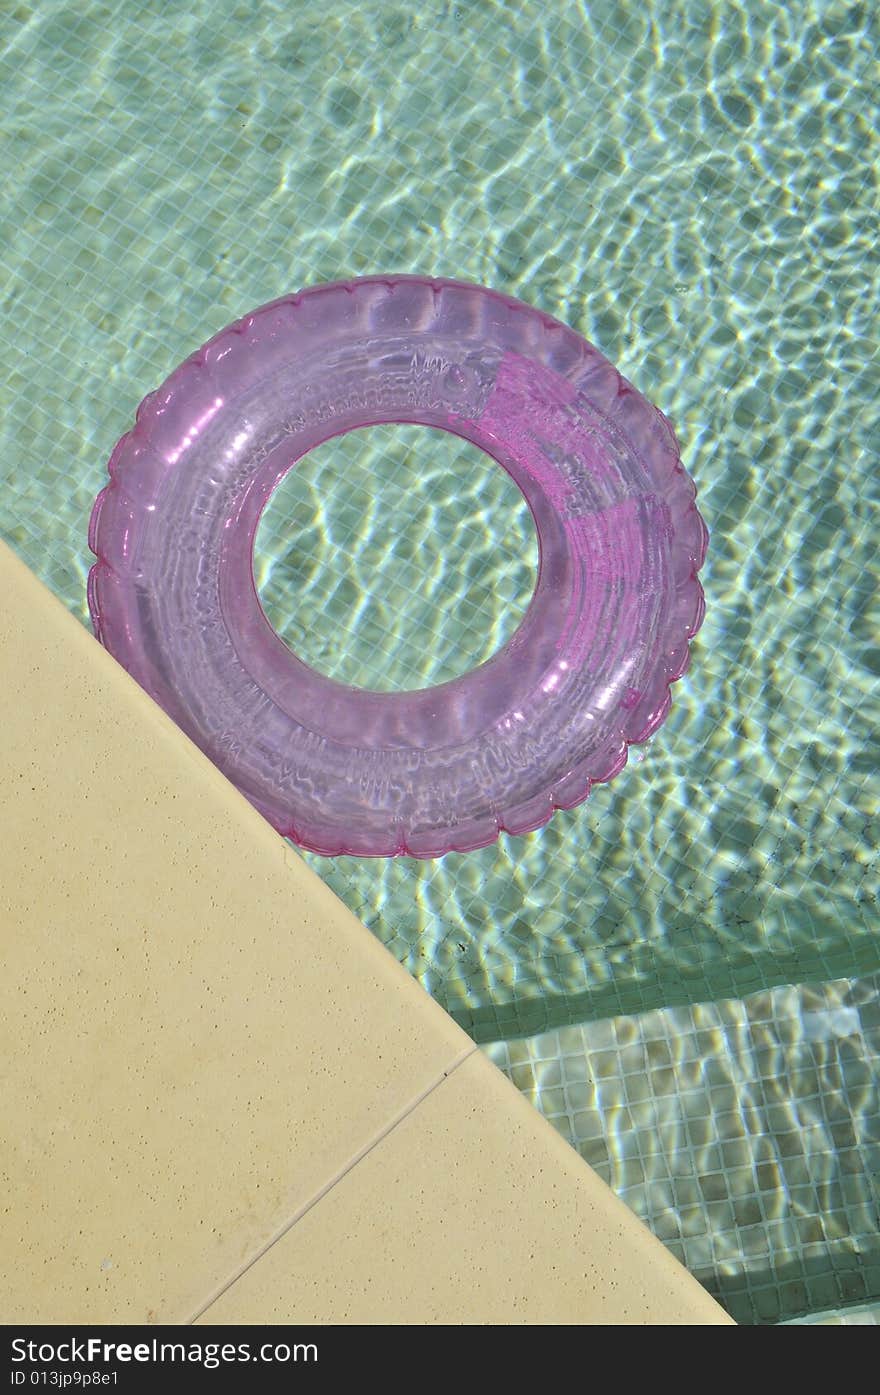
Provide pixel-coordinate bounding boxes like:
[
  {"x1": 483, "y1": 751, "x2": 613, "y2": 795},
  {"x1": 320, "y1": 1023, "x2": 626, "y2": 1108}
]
[{"x1": 187, "y1": 1041, "x2": 479, "y2": 1324}]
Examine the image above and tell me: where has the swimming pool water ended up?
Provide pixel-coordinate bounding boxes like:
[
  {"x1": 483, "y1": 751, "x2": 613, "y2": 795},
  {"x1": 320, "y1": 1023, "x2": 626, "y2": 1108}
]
[{"x1": 1, "y1": 0, "x2": 877, "y2": 1324}]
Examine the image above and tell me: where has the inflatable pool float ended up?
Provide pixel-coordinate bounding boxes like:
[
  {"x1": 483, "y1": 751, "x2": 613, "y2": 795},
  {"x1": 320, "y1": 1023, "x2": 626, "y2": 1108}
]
[{"x1": 88, "y1": 276, "x2": 707, "y2": 858}]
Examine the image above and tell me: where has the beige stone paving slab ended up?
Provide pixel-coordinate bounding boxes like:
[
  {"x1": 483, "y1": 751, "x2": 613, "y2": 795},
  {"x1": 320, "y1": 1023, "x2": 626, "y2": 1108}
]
[
  {"x1": 197, "y1": 1050, "x2": 731, "y2": 1324},
  {"x1": 0, "y1": 542, "x2": 731, "y2": 1325},
  {"x1": 0, "y1": 542, "x2": 472, "y2": 1323}
]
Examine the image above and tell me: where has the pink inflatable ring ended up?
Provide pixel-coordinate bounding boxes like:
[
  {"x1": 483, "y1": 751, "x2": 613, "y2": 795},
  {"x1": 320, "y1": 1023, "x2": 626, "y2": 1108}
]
[{"x1": 88, "y1": 276, "x2": 707, "y2": 858}]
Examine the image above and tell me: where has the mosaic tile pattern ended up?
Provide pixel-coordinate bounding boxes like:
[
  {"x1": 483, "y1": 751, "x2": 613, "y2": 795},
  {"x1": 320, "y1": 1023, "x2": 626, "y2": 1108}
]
[
  {"x1": 786, "y1": 1300, "x2": 880, "y2": 1325},
  {"x1": 486, "y1": 972, "x2": 880, "y2": 1324}
]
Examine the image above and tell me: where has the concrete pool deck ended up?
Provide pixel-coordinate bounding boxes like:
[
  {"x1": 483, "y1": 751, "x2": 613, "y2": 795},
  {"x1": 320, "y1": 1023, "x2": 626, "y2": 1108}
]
[{"x1": 0, "y1": 540, "x2": 730, "y2": 1324}]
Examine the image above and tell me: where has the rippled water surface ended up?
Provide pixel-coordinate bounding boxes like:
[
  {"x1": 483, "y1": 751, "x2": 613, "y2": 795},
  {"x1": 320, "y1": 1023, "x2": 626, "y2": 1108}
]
[{"x1": 1, "y1": 0, "x2": 876, "y2": 1323}]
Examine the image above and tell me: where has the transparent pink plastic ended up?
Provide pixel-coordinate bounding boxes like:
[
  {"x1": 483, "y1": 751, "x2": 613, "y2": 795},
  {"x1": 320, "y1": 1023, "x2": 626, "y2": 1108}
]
[{"x1": 88, "y1": 276, "x2": 707, "y2": 858}]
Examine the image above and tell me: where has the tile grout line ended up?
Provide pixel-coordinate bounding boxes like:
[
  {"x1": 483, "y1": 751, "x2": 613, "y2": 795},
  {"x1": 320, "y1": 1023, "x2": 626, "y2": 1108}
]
[{"x1": 186, "y1": 1040, "x2": 480, "y2": 1324}]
